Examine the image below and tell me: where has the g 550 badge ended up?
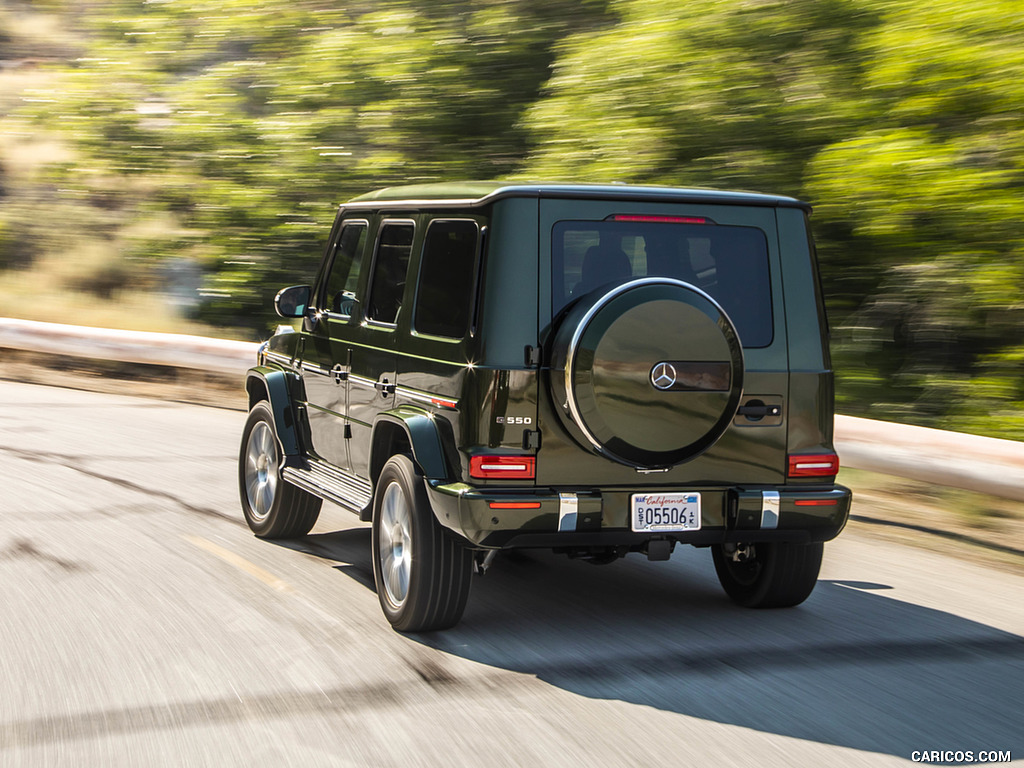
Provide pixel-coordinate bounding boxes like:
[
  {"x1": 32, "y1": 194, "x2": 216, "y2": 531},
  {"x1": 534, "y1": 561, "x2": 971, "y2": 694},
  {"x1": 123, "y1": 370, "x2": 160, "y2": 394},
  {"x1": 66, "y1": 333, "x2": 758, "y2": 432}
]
[{"x1": 495, "y1": 416, "x2": 533, "y2": 425}]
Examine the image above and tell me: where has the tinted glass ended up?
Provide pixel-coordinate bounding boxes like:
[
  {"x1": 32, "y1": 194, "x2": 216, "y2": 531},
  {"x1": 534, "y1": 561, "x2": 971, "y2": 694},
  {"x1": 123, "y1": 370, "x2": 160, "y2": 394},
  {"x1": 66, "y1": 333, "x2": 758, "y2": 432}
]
[
  {"x1": 367, "y1": 222, "x2": 414, "y2": 324},
  {"x1": 414, "y1": 220, "x2": 479, "y2": 339},
  {"x1": 323, "y1": 222, "x2": 367, "y2": 315},
  {"x1": 552, "y1": 220, "x2": 773, "y2": 348}
]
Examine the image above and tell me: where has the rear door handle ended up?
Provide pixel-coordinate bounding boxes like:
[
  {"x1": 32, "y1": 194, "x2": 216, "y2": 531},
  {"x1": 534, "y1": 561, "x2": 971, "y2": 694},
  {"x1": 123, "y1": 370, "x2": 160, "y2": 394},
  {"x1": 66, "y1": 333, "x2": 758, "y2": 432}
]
[{"x1": 737, "y1": 404, "x2": 780, "y2": 418}]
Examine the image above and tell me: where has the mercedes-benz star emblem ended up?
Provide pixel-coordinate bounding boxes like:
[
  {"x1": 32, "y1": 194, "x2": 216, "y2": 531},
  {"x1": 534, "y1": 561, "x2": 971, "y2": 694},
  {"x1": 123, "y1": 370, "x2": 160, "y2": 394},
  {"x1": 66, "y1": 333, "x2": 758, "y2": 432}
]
[{"x1": 650, "y1": 362, "x2": 677, "y2": 391}]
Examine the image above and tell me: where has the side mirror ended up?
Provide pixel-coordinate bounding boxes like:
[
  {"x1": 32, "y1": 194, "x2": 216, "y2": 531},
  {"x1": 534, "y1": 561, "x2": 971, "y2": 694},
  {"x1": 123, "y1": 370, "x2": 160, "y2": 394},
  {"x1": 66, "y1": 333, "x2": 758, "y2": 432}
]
[{"x1": 274, "y1": 285, "x2": 311, "y2": 318}]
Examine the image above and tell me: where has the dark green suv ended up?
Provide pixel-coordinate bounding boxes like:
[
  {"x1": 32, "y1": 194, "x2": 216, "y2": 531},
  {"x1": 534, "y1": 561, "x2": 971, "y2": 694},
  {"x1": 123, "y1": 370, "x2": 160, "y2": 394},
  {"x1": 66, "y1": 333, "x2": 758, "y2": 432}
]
[{"x1": 238, "y1": 182, "x2": 851, "y2": 631}]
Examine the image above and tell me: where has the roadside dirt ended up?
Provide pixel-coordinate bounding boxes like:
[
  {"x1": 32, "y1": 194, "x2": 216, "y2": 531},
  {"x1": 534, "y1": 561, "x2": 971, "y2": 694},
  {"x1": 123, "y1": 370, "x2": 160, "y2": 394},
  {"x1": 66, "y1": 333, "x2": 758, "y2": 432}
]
[
  {"x1": 3, "y1": 347, "x2": 1022, "y2": 576},
  {"x1": 0, "y1": 348, "x2": 245, "y2": 411},
  {"x1": 841, "y1": 469, "x2": 1024, "y2": 577}
]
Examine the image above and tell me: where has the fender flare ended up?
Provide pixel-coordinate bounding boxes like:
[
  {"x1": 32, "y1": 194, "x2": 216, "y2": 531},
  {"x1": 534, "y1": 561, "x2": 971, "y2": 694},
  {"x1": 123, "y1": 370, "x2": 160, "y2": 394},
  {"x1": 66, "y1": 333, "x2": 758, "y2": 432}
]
[
  {"x1": 245, "y1": 366, "x2": 306, "y2": 457},
  {"x1": 370, "y1": 406, "x2": 456, "y2": 483}
]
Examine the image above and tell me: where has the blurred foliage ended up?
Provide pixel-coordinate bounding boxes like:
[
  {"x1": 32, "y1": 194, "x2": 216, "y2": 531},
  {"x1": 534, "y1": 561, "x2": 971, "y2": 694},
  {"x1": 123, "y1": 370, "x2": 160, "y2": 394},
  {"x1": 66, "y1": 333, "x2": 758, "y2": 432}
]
[{"x1": 1, "y1": 0, "x2": 1024, "y2": 437}]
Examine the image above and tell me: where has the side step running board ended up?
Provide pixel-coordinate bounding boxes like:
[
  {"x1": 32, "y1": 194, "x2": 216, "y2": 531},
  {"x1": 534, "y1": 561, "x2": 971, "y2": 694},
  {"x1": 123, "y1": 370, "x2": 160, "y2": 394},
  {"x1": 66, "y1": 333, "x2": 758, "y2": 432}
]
[{"x1": 282, "y1": 460, "x2": 373, "y2": 518}]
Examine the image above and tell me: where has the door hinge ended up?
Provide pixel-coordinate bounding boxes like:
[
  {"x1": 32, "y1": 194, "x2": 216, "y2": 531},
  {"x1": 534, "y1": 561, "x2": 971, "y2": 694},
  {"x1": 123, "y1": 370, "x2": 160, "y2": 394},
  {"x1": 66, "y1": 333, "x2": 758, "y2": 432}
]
[
  {"x1": 522, "y1": 429, "x2": 541, "y2": 450},
  {"x1": 524, "y1": 345, "x2": 542, "y2": 367}
]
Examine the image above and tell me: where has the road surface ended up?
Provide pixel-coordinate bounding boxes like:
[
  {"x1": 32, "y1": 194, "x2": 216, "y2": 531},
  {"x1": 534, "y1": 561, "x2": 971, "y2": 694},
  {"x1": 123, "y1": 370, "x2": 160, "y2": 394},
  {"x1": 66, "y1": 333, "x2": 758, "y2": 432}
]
[{"x1": 1, "y1": 380, "x2": 1020, "y2": 766}]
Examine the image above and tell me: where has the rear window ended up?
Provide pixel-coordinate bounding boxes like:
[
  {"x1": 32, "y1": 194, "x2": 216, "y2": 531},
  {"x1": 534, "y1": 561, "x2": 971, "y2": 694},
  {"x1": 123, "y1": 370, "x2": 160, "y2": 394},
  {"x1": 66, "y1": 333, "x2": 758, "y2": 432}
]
[
  {"x1": 552, "y1": 220, "x2": 774, "y2": 348},
  {"x1": 414, "y1": 219, "x2": 480, "y2": 339}
]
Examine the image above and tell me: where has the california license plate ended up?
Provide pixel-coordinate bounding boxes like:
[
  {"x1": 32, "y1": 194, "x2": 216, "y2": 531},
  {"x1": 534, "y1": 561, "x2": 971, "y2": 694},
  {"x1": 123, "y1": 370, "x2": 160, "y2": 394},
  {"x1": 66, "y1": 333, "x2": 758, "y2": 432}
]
[{"x1": 631, "y1": 492, "x2": 702, "y2": 532}]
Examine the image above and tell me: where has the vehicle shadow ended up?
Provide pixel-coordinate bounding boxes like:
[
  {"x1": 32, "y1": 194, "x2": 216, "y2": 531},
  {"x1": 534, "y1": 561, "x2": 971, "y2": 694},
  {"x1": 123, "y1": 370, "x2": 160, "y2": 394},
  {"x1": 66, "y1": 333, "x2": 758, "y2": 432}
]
[
  {"x1": 271, "y1": 528, "x2": 1022, "y2": 760},
  {"x1": 272, "y1": 528, "x2": 377, "y2": 590},
  {"x1": 421, "y1": 547, "x2": 1023, "y2": 761}
]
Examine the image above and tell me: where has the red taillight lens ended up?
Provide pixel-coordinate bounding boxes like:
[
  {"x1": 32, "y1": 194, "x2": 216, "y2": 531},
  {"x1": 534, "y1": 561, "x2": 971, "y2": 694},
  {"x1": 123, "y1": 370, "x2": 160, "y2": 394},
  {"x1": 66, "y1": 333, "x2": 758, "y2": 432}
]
[
  {"x1": 470, "y1": 455, "x2": 536, "y2": 480},
  {"x1": 788, "y1": 453, "x2": 840, "y2": 478},
  {"x1": 609, "y1": 214, "x2": 708, "y2": 224}
]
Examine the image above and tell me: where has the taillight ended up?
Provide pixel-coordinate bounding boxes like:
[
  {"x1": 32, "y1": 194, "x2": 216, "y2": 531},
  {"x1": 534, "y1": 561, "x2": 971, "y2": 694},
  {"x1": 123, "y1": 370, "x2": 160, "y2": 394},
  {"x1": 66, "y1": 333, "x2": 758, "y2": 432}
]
[
  {"x1": 788, "y1": 453, "x2": 839, "y2": 478},
  {"x1": 470, "y1": 455, "x2": 536, "y2": 480},
  {"x1": 609, "y1": 214, "x2": 708, "y2": 224}
]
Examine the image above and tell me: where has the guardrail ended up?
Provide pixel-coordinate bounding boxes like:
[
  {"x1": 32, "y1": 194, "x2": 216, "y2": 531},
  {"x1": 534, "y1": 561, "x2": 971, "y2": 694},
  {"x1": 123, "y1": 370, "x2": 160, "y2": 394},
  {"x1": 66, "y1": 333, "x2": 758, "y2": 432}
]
[
  {"x1": 3, "y1": 317, "x2": 1024, "y2": 500},
  {"x1": 0, "y1": 317, "x2": 255, "y2": 377}
]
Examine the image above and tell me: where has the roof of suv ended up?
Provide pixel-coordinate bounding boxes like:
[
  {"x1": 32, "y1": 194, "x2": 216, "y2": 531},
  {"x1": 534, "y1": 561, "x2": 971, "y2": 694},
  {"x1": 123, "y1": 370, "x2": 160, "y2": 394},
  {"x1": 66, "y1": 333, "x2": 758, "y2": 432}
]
[{"x1": 346, "y1": 181, "x2": 810, "y2": 211}]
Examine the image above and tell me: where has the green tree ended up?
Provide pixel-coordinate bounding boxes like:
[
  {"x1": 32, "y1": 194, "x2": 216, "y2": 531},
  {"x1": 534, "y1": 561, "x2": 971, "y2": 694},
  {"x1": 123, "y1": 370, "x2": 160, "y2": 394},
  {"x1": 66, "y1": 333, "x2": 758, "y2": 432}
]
[
  {"x1": 6, "y1": 0, "x2": 609, "y2": 333},
  {"x1": 806, "y1": 0, "x2": 1024, "y2": 434},
  {"x1": 520, "y1": 0, "x2": 880, "y2": 193}
]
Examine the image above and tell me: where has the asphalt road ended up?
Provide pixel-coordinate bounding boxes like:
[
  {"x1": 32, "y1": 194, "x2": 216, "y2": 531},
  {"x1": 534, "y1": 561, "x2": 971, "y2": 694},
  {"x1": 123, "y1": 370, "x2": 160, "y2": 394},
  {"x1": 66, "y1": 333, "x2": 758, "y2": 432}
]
[{"x1": 1, "y1": 380, "x2": 1021, "y2": 767}]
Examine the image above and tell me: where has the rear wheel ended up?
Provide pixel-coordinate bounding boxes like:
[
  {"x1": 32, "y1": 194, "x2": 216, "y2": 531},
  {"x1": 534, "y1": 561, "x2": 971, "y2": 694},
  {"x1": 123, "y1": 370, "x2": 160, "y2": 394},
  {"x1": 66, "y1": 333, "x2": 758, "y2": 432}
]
[
  {"x1": 239, "y1": 401, "x2": 321, "y2": 538},
  {"x1": 711, "y1": 541, "x2": 823, "y2": 608},
  {"x1": 372, "y1": 455, "x2": 472, "y2": 632}
]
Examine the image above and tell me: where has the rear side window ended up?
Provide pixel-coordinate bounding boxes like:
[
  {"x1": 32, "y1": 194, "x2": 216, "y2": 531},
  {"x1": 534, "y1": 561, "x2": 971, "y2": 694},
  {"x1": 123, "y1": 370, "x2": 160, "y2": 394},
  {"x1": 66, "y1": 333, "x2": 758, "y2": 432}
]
[
  {"x1": 552, "y1": 220, "x2": 774, "y2": 348},
  {"x1": 414, "y1": 220, "x2": 480, "y2": 339},
  {"x1": 367, "y1": 222, "x2": 414, "y2": 325},
  {"x1": 323, "y1": 221, "x2": 367, "y2": 316}
]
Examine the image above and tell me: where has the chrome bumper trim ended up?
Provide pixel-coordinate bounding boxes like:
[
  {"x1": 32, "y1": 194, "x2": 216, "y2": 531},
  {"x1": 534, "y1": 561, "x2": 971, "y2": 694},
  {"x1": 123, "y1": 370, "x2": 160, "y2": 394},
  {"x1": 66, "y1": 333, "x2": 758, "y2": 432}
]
[
  {"x1": 761, "y1": 491, "x2": 780, "y2": 530},
  {"x1": 558, "y1": 493, "x2": 578, "y2": 532}
]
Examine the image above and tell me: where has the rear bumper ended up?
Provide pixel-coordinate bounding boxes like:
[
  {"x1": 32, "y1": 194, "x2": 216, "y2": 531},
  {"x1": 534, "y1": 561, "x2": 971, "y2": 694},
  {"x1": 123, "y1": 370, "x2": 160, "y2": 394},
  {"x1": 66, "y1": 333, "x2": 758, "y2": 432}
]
[{"x1": 426, "y1": 481, "x2": 851, "y2": 549}]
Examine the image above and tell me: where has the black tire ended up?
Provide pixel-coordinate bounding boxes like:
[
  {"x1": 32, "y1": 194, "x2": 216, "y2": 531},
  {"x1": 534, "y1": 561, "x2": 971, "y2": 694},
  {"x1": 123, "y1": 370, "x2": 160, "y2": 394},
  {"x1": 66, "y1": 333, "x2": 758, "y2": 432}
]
[
  {"x1": 711, "y1": 541, "x2": 823, "y2": 608},
  {"x1": 238, "y1": 401, "x2": 322, "y2": 538},
  {"x1": 371, "y1": 455, "x2": 472, "y2": 632}
]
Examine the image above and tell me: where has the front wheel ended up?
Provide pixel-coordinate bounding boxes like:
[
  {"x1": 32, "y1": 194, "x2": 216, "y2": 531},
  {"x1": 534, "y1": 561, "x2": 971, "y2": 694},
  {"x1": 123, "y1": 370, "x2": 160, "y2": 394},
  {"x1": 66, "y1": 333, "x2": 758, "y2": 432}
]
[
  {"x1": 238, "y1": 401, "x2": 321, "y2": 538},
  {"x1": 371, "y1": 455, "x2": 472, "y2": 632},
  {"x1": 711, "y1": 541, "x2": 823, "y2": 608}
]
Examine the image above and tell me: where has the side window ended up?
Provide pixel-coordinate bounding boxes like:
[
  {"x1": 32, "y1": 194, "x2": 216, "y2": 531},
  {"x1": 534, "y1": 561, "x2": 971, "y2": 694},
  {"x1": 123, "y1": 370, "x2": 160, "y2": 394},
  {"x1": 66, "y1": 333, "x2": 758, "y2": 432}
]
[
  {"x1": 323, "y1": 222, "x2": 367, "y2": 316},
  {"x1": 414, "y1": 220, "x2": 479, "y2": 339},
  {"x1": 367, "y1": 222, "x2": 415, "y2": 325}
]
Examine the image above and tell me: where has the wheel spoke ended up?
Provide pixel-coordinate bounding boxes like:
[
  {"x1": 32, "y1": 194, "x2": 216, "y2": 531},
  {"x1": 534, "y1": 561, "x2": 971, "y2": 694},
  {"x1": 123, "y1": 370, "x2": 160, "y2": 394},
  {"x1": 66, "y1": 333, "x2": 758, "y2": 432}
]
[
  {"x1": 382, "y1": 487, "x2": 398, "y2": 528},
  {"x1": 246, "y1": 474, "x2": 261, "y2": 507},
  {"x1": 378, "y1": 481, "x2": 412, "y2": 607},
  {"x1": 254, "y1": 483, "x2": 268, "y2": 514},
  {"x1": 260, "y1": 426, "x2": 275, "y2": 458},
  {"x1": 389, "y1": 559, "x2": 408, "y2": 602}
]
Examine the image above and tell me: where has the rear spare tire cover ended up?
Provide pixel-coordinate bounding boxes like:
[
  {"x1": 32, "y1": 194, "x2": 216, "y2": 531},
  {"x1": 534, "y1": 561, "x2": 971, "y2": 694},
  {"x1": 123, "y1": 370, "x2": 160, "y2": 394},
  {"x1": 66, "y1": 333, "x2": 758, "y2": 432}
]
[{"x1": 550, "y1": 278, "x2": 744, "y2": 469}]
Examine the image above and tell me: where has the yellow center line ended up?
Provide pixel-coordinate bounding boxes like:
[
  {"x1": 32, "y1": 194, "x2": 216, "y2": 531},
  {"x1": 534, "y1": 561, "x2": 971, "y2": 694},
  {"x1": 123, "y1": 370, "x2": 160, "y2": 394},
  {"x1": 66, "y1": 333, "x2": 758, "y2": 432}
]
[{"x1": 184, "y1": 535, "x2": 295, "y2": 594}]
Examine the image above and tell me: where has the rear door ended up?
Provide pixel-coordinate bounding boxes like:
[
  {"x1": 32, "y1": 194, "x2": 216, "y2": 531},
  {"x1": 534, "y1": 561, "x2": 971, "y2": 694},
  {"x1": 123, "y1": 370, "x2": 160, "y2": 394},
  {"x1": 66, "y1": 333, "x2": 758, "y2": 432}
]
[
  {"x1": 346, "y1": 219, "x2": 416, "y2": 478},
  {"x1": 536, "y1": 197, "x2": 789, "y2": 486}
]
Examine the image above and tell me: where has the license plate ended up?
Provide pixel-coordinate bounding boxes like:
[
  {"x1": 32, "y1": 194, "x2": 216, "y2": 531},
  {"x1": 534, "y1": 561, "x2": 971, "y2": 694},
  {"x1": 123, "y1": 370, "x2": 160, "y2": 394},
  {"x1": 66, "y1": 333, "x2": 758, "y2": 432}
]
[{"x1": 631, "y1": 492, "x2": 701, "y2": 532}]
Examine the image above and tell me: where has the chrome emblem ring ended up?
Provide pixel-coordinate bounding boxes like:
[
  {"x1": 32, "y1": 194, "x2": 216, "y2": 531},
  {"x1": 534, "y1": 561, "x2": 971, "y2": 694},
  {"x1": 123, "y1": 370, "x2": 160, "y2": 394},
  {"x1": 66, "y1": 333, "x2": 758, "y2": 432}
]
[{"x1": 651, "y1": 362, "x2": 677, "y2": 391}]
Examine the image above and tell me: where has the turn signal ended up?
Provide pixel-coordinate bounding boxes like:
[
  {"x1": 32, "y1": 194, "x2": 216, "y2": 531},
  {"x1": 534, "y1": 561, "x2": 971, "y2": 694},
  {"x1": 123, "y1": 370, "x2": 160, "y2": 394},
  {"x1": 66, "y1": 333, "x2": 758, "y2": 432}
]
[
  {"x1": 470, "y1": 455, "x2": 536, "y2": 480},
  {"x1": 788, "y1": 453, "x2": 839, "y2": 478}
]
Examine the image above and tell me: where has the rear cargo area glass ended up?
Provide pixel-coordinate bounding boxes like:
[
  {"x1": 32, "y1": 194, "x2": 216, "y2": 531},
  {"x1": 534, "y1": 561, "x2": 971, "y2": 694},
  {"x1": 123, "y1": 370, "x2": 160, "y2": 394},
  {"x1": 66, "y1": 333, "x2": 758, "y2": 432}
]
[{"x1": 552, "y1": 221, "x2": 774, "y2": 348}]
